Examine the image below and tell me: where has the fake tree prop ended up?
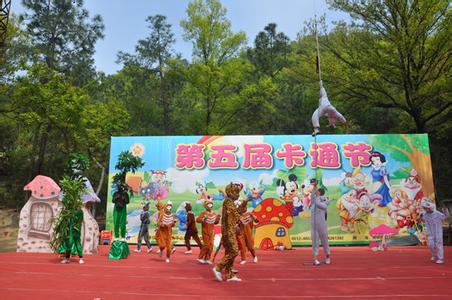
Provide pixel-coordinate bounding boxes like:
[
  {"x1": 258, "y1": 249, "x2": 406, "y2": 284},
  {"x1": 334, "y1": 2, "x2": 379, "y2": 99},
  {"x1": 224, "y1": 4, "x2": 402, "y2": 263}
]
[
  {"x1": 50, "y1": 177, "x2": 86, "y2": 257},
  {"x1": 109, "y1": 151, "x2": 144, "y2": 260}
]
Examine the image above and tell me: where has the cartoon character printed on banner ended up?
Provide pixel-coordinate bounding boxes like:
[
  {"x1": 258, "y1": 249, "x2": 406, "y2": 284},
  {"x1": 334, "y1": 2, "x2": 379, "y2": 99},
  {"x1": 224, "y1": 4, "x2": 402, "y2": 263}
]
[
  {"x1": 277, "y1": 174, "x2": 303, "y2": 216},
  {"x1": 353, "y1": 192, "x2": 381, "y2": 234},
  {"x1": 300, "y1": 179, "x2": 318, "y2": 212},
  {"x1": 175, "y1": 201, "x2": 189, "y2": 234},
  {"x1": 243, "y1": 181, "x2": 266, "y2": 208},
  {"x1": 369, "y1": 152, "x2": 392, "y2": 207},
  {"x1": 336, "y1": 189, "x2": 359, "y2": 232},
  {"x1": 195, "y1": 182, "x2": 224, "y2": 204},
  {"x1": 402, "y1": 169, "x2": 424, "y2": 203},
  {"x1": 388, "y1": 188, "x2": 420, "y2": 230},
  {"x1": 150, "y1": 170, "x2": 169, "y2": 200}
]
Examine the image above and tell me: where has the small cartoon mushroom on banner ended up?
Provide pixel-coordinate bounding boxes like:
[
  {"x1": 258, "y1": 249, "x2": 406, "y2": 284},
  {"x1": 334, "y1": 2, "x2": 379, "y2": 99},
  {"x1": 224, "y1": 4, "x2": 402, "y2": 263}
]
[{"x1": 253, "y1": 198, "x2": 294, "y2": 250}]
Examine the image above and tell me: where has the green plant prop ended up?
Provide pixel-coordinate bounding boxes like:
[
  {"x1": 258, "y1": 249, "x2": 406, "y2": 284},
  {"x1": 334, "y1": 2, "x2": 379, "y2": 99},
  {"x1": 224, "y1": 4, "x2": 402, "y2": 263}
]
[{"x1": 50, "y1": 176, "x2": 86, "y2": 255}]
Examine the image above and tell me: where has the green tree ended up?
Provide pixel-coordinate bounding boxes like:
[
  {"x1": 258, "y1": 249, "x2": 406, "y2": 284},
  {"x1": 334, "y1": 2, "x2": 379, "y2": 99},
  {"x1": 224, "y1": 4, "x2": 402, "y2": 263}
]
[
  {"x1": 118, "y1": 15, "x2": 176, "y2": 134},
  {"x1": 326, "y1": 0, "x2": 451, "y2": 133},
  {"x1": 247, "y1": 23, "x2": 291, "y2": 79},
  {"x1": 22, "y1": 0, "x2": 104, "y2": 84},
  {"x1": 181, "y1": 0, "x2": 247, "y2": 133}
]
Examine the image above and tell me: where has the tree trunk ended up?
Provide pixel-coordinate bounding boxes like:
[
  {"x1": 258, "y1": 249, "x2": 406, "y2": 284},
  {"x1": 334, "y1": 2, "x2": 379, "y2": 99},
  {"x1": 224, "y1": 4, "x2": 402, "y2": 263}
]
[{"x1": 34, "y1": 121, "x2": 52, "y2": 176}]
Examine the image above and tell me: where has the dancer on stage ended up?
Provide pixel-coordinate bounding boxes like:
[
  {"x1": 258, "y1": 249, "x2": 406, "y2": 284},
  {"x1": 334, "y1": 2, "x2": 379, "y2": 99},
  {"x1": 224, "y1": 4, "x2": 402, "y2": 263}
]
[
  {"x1": 184, "y1": 202, "x2": 203, "y2": 254},
  {"x1": 238, "y1": 210, "x2": 258, "y2": 264},
  {"x1": 197, "y1": 200, "x2": 220, "y2": 264},
  {"x1": 157, "y1": 201, "x2": 178, "y2": 263},
  {"x1": 135, "y1": 202, "x2": 153, "y2": 253},
  {"x1": 310, "y1": 187, "x2": 331, "y2": 265},
  {"x1": 212, "y1": 182, "x2": 243, "y2": 282},
  {"x1": 421, "y1": 198, "x2": 449, "y2": 264}
]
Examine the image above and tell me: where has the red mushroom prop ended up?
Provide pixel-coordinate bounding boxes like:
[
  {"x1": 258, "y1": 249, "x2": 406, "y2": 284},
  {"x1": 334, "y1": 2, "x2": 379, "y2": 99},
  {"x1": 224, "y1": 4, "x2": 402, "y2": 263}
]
[
  {"x1": 24, "y1": 175, "x2": 61, "y2": 200},
  {"x1": 369, "y1": 224, "x2": 399, "y2": 251},
  {"x1": 253, "y1": 198, "x2": 294, "y2": 250}
]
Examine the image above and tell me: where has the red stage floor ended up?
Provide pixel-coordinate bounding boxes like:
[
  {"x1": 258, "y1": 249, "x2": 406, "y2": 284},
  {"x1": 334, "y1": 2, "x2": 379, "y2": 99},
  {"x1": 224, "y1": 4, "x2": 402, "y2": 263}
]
[{"x1": 1, "y1": 245, "x2": 452, "y2": 299}]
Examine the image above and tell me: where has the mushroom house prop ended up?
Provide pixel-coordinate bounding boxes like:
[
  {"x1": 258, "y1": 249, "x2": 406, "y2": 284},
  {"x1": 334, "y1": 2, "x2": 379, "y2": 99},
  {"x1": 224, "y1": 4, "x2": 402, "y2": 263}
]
[
  {"x1": 369, "y1": 224, "x2": 399, "y2": 251},
  {"x1": 24, "y1": 175, "x2": 61, "y2": 199},
  {"x1": 17, "y1": 176, "x2": 62, "y2": 253},
  {"x1": 253, "y1": 198, "x2": 294, "y2": 250}
]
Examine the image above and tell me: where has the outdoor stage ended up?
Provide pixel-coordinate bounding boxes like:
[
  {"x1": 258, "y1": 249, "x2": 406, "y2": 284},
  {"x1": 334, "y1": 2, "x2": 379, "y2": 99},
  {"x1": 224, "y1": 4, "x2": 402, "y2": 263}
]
[{"x1": 1, "y1": 246, "x2": 452, "y2": 299}]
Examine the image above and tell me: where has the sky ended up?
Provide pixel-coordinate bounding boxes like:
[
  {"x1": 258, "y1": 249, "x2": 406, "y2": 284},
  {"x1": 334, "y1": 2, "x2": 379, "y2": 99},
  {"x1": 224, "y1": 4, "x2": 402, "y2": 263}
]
[{"x1": 11, "y1": 0, "x2": 350, "y2": 75}]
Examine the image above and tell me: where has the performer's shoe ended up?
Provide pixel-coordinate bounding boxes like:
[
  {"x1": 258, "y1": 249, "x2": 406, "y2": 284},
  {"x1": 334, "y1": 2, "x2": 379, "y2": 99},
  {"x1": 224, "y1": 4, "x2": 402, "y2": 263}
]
[
  {"x1": 312, "y1": 128, "x2": 320, "y2": 136},
  {"x1": 165, "y1": 258, "x2": 170, "y2": 263},
  {"x1": 313, "y1": 259, "x2": 321, "y2": 266},
  {"x1": 61, "y1": 258, "x2": 70, "y2": 264},
  {"x1": 171, "y1": 247, "x2": 176, "y2": 254},
  {"x1": 79, "y1": 258, "x2": 84, "y2": 264},
  {"x1": 226, "y1": 276, "x2": 242, "y2": 282},
  {"x1": 197, "y1": 258, "x2": 206, "y2": 264},
  {"x1": 134, "y1": 249, "x2": 141, "y2": 253},
  {"x1": 436, "y1": 259, "x2": 444, "y2": 264},
  {"x1": 147, "y1": 247, "x2": 153, "y2": 253},
  {"x1": 185, "y1": 250, "x2": 192, "y2": 254},
  {"x1": 156, "y1": 249, "x2": 161, "y2": 254},
  {"x1": 253, "y1": 256, "x2": 258, "y2": 263},
  {"x1": 240, "y1": 260, "x2": 247, "y2": 265},
  {"x1": 431, "y1": 256, "x2": 436, "y2": 261},
  {"x1": 205, "y1": 260, "x2": 213, "y2": 265},
  {"x1": 325, "y1": 257, "x2": 331, "y2": 265},
  {"x1": 212, "y1": 268, "x2": 223, "y2": 282},
  {"x1": 232, "y1": 268, "x2": 239, "y2": 273}
]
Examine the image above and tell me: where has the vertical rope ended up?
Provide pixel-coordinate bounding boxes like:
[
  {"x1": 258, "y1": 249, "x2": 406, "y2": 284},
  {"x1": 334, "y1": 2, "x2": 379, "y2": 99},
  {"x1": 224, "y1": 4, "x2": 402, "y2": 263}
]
[{"x1": 315, "y1": 15, "x2": 322, "y2": 83}]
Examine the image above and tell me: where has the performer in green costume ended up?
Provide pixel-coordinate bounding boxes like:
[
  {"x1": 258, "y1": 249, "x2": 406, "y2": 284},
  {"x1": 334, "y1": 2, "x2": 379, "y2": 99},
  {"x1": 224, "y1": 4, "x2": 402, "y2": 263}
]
[
  {"x1": 51, "y1": 154, "x2": 89, "y2": 264},
  {"x1": 113, "y1": 182, "x2": 129, "y2": 239},
  {"x1": 108, "y1": 150, "x2": 144, "y2": 260}
]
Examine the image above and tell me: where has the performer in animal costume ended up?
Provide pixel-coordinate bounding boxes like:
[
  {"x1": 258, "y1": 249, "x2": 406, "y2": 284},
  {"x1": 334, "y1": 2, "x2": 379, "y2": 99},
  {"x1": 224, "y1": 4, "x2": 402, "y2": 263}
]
[
  {"x1": 197, "y1": 200, "x2": 220, "y2": 264},
  {"x1": 310, "y1": 187, "x2": 331, "y2": 265},
  {"x1": 109, "y1": 151, "x2": 144, "y2": 260},
  {"x1": 135, "y1": 202, "x2": 153, "y2": 253},
  {"x1": 157, "y1": 201, "x2": 178, "y2": 263},
  {"x1": 421, "y1": 198, "x2": 449, "y2": 264},
  {"x1": 311, "y1": 80, "x2": 346, "y2": 136},
  {"x1": 184, "y1": 202, "x2": 203, "y2": 254},
  {"x1": 238, "y1": 210, "x2": 258, "y2": 264},
  {"x1": 213, "y1": 182, "x2": 243, "y2": 282}
]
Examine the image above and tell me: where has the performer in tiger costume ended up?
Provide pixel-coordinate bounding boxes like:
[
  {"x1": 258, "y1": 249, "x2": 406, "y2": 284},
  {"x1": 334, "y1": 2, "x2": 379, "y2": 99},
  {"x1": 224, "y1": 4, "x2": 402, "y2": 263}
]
[
  {"x1": 212, "y1": 182, "x2": 243, "y2": 282},
  {"x1": 196, "y1": 199, "x2": 221, "y2": 264},
  {"x1": 156, "y1": 200, "x2": 177, "y2": 263}
]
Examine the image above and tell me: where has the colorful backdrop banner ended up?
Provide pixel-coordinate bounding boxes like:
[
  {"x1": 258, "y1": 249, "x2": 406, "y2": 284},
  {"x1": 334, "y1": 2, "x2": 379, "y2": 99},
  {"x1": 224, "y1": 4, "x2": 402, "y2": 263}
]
[{"x1": 106, "y1": 134, "x2": 434, "y2": 247}]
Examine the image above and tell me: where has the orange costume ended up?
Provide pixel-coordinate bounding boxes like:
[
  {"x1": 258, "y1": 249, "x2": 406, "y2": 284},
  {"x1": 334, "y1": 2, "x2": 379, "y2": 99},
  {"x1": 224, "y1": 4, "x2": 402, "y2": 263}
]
[
  {"x1": 156, "y1": 201, "x2": 177, "y2": 263},
  {"x1": 238, "y1": 211, "x2": 258, "y2": 263},
  {"x1": 197, "y1": 200, "x2": 220, "y2": 263}
]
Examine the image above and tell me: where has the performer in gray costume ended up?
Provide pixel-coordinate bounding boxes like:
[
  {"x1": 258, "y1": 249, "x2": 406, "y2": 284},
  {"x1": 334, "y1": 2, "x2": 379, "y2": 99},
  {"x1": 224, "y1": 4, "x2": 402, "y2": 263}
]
[
  {"x1": 310, "y1": 187, "x2": 331, "y2": 265},
  {"x1": 421, "y1": 198, "x2": 449, "y2": 264}
]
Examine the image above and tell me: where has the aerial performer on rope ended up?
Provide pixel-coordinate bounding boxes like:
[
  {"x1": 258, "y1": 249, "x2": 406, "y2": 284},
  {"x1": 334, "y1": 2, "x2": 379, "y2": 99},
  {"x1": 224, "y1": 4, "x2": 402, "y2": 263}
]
[
  {"x1": 109, "y1": 151, "x2": 144, "y2": 260},
  {"x1": 311, "y1": 16, "x2": 346, "y2": 136}
]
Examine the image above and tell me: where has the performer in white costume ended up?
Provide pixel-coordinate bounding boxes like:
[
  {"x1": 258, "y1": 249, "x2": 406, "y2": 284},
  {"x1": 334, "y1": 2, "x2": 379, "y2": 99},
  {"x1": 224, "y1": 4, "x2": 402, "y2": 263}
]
[
  {"x1": 310, "y1": 187, "x2": 331, "y2": 265},
  {"x1": 421, "y1": 198, "x2": 449, "y2": 264},
  {"x1": 311, "y1": 80, "x2": 346, "y2": 136}
]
